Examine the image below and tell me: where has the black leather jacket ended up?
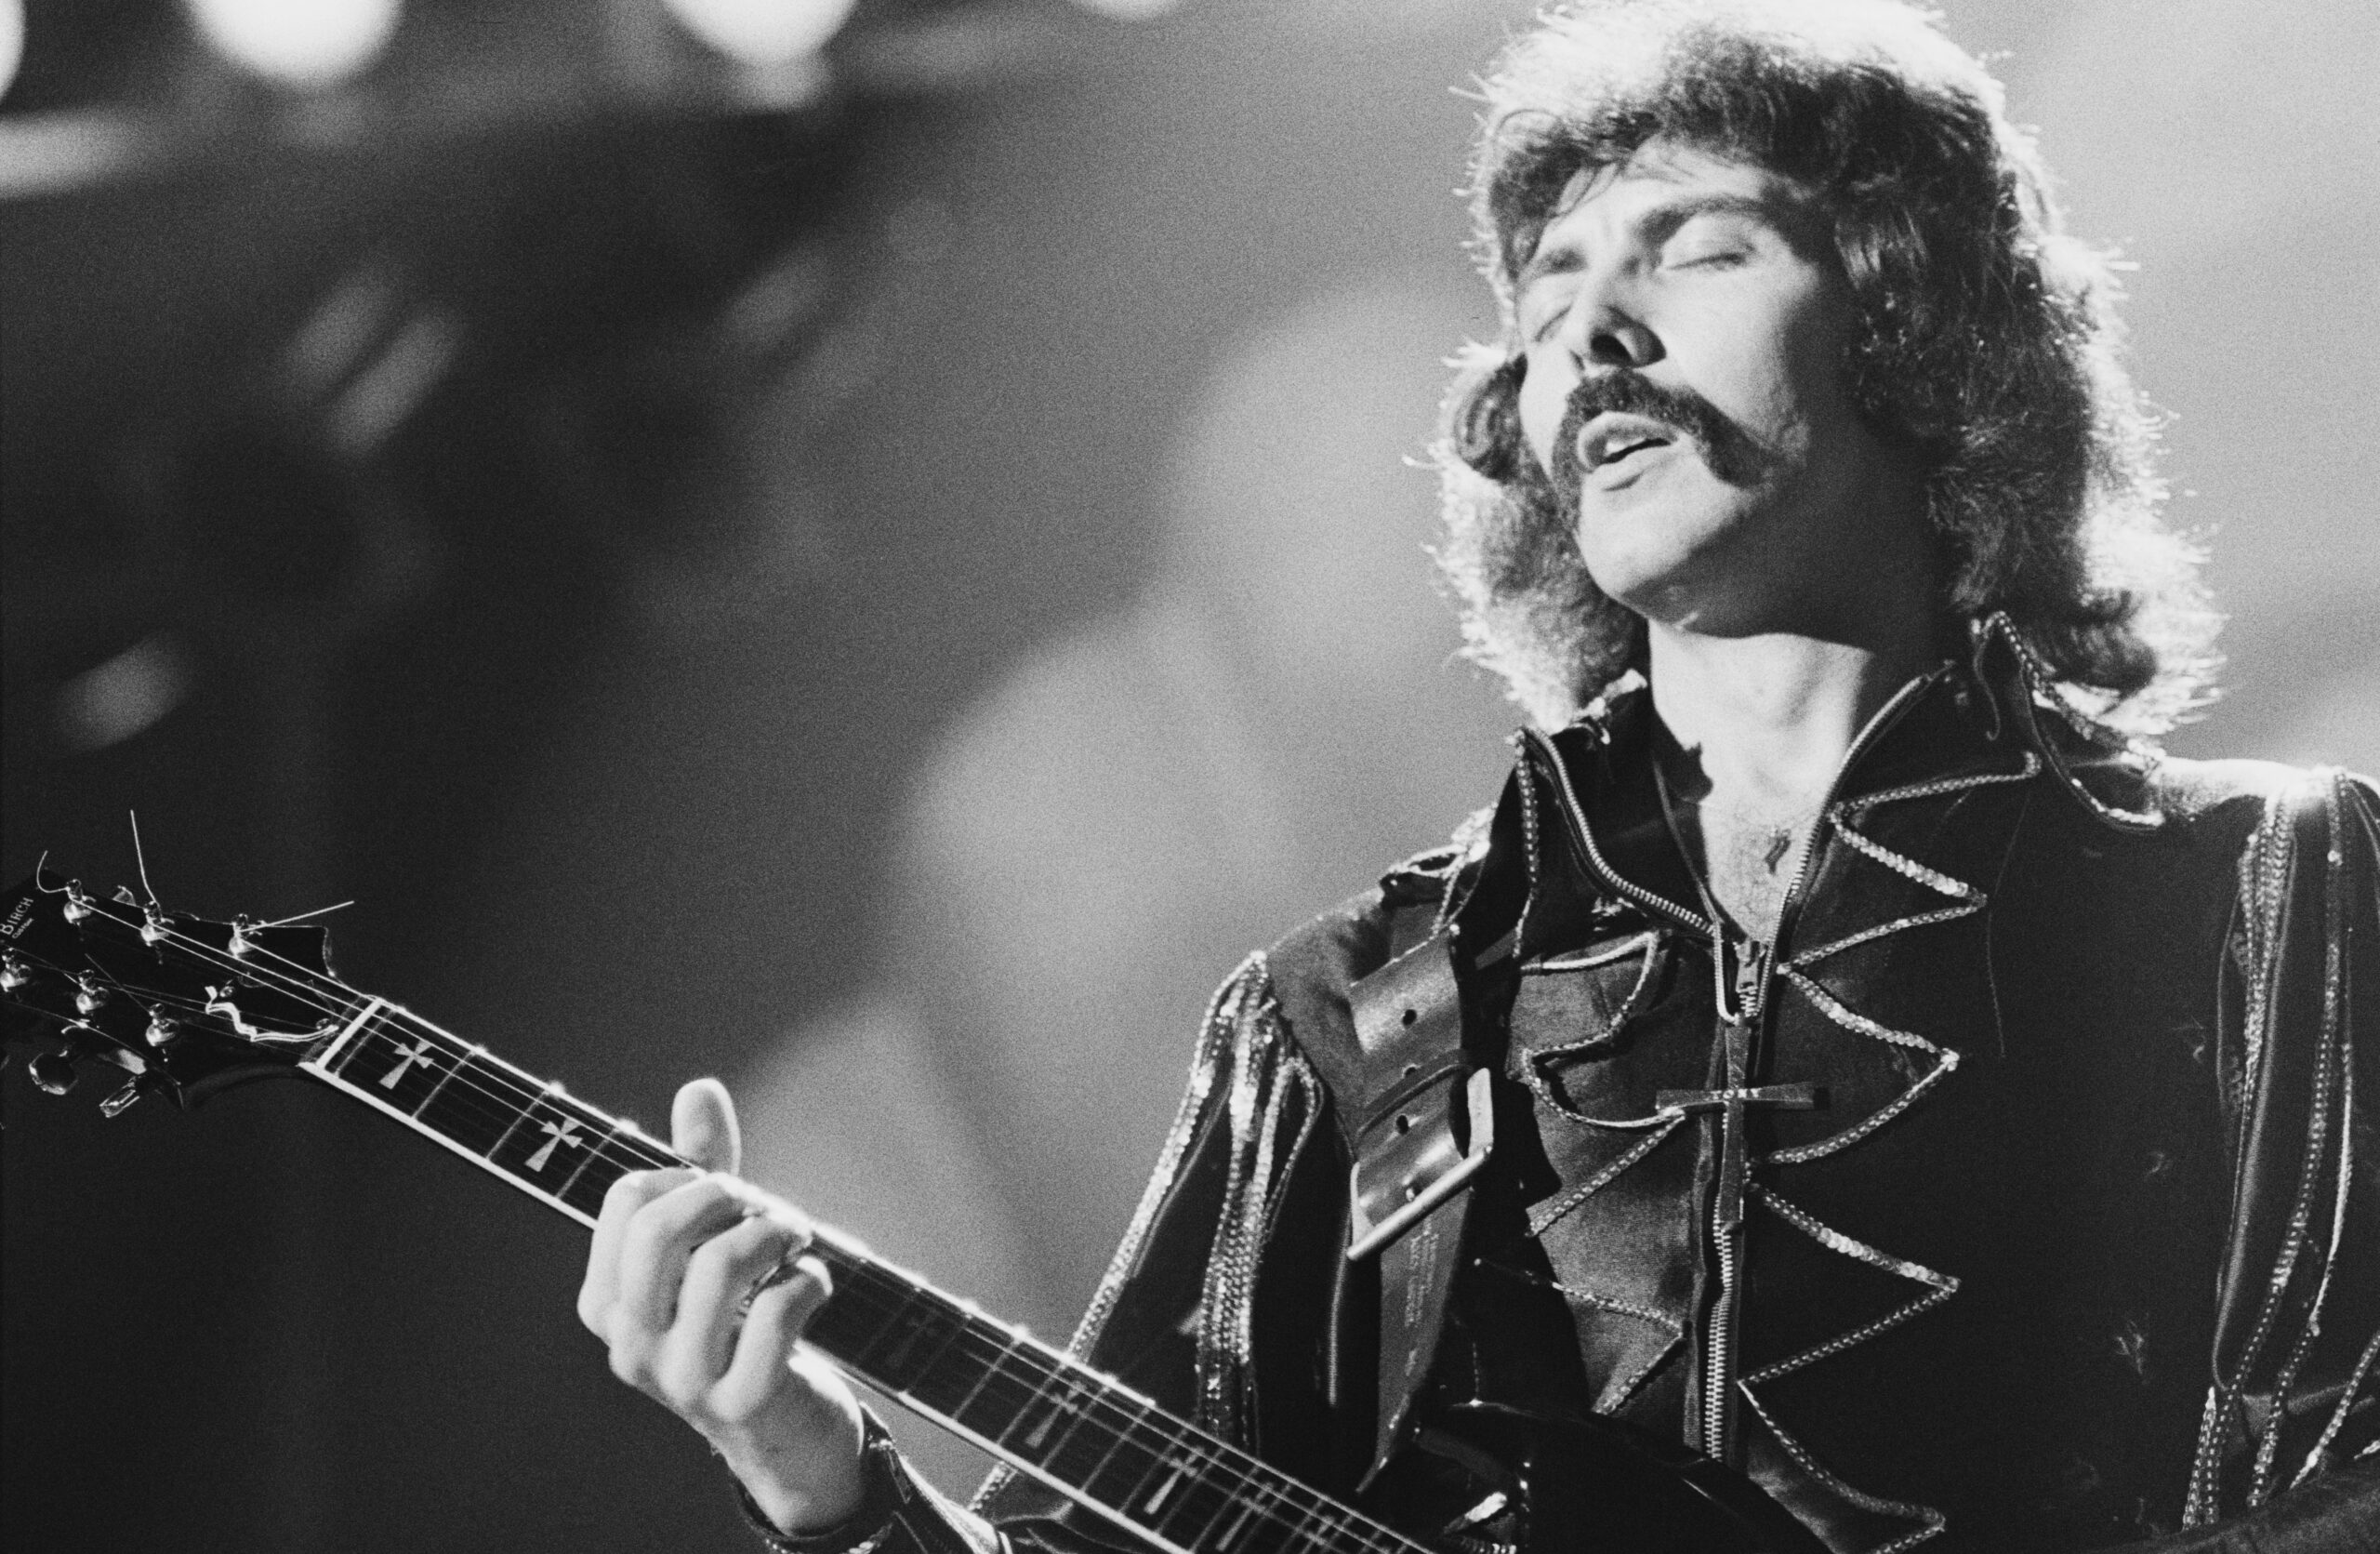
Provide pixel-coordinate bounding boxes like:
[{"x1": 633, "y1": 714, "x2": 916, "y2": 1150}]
[{"x1": 759, "y1": 639, "x2": 2380, "y2": 1554}]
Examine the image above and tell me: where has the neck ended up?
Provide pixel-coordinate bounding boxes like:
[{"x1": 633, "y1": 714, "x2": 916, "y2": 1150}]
[{"x1": 1645, "y1": 620, "x2": 1940, "y2": 808}]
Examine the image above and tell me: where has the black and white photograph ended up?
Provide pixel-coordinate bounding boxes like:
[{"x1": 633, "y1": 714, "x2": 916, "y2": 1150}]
[{"x1": 4, "y1": 1, "x2": 2376, "y2": 1550}]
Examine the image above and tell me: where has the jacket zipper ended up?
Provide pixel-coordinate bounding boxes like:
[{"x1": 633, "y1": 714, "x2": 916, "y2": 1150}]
[
  {"x1": 1529, "y1": 670, "x2": 1945, "y2": 1464},
  {"x1": 1521, "y1": 725, "x2": 1712, "y2": 937},
  {"x1": 1699, "y1": 669, "x2": 1942, "y2": 1461}
]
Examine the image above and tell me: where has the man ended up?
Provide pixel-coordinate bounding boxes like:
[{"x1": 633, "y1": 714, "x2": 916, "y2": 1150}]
[{"x1": 575, "y1": 2, "x2": 2380, "y2": 1548}]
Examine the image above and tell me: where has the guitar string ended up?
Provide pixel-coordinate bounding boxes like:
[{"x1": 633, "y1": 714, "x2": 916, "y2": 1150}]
[
  {"x1": 40, "y1": 912, "x2": 1390, "y2": 1547},
  {"x1": 36, "y1": 904, "x2": 1403, "y2": 1552}
]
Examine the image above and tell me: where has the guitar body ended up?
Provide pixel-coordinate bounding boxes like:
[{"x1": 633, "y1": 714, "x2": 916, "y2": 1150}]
[
  {"x1": 2, "y1": 869, "x2": 1824, "y2": 1554},
  {"x1": 1358, "y1": 1409, "x2": 1821, "y2": 1554}
]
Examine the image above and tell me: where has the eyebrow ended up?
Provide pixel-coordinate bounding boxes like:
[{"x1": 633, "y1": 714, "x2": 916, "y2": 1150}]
[{"x1": 1515, "y1": 191, "x2": 1784, "y2": 292}]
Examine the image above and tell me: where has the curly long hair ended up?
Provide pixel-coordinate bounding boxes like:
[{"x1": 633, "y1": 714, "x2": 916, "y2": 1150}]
[{"x1": 1433, "y1": 0, "x2": 2217, "y2": 736}]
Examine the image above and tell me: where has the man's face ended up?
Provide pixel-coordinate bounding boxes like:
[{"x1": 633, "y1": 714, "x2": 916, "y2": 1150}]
[{"x1": 1513, "y1": 141, "x2": 1921, "y2": 635}]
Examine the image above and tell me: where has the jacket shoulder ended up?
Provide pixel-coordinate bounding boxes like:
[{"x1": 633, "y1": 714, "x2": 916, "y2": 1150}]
[
  {"x1": 1258, "y1": 822, "x2": 1488, "y2": 1120},
  {"x1": 2148, "y1": 754, "x2": 2378, "y2": 843}
]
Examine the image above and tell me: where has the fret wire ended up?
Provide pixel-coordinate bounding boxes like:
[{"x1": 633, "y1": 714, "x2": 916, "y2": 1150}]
[
  {"x1": 1003, "y1": 1360, "x2": 1095, "y2": 1460},
  {"x1": 848, "y1": 1282, "x2": 970, "y2": 1395},
  {"x1": 483, "y1": 1090, "x2": 542, "y2": 1159},
  {"x1": 118, "y1": 905, "x2": 1368, "y2": 1546},
  {"x1": 554, "y1": 1119, "x2": 629, "y2": 1203},
  {"x1": 313, "y1": 996, "x2": 383, "y2": 1074},
  {"x1": 814, "y1": 1265, "x2": 1395, "y2": 1549},
  {"x1": 1110, "y1": 1398, "x2": 1240, "y2": 1542},
  {"x1": 413, "y1": 1043, "x2": 479, "y2": 1116},
  {"x1": 341, "y1": 1015, "x2": 620, "y2": 1152},
  {"x1": 311, "y1": 1045, "x2": 1389, "y2": 1550},
  {"x1": 813, "y1": 1256, "x2": 1345, "y2": 1535},
  {"x1": 337, "y1": 1083, "x2": 1384, "y2": 1551},
  {"x1": 112, "y1": 913, "x2": 1403, "y2": 1552},
  {"x1": 822, "y1": 1262, "x2": 1102, "y2": 1439},
  {"x1": 344, "y1": 1032, "x2": 595, "y2": 1170}
]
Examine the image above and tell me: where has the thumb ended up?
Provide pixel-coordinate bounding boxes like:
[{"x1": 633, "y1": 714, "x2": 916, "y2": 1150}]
[{"x1": 672, "y1": 1077, "x2": 741, "y2": 1175}]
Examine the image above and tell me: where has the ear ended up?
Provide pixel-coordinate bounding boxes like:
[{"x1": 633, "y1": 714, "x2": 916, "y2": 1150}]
[{"x1": 1454, "y1": 354, "x2": 1530, "y2": 483}]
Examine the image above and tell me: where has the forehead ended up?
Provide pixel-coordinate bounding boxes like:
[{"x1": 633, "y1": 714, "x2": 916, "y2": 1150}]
[{"x1": 1520, "y1": 142, "x2": 1821, "y2": 273}]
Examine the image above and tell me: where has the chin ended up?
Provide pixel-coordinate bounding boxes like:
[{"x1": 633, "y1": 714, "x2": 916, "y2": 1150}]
[
  {"x1": 1575, "y1": 486, "x2": 1776, "y2": 609},
  {"x1": 1575, "y1": 526, "x2": 1733, "y2": 616}
]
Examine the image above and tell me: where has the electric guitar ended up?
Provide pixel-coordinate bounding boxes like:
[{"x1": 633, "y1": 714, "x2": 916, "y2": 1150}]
[{"x1": 1, "y1": 869, "x2": 1823, "y2": 1554}]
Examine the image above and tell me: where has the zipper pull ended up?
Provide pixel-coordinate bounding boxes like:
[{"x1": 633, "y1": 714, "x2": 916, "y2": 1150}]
[{"x1": 1735, "y1": 941, "x2": 1766, "y2": 1023}]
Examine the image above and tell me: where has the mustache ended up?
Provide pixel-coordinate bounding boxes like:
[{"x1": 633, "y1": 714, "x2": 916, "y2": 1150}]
[{"x1": 1548, "y1": 372, "x2": 1755, "y2": 493}]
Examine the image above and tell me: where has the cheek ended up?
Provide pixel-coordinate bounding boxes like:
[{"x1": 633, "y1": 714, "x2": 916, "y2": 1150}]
[
  {"x1": 1769, "y1": 284, "x2": 1862, "y2": 436},
  {"x1": 1676, "y1": 294, "x2": 1841, "y2": 447},
  {"x1": 1516, "y1": 352, "x2": 1574, "y2": 472}
]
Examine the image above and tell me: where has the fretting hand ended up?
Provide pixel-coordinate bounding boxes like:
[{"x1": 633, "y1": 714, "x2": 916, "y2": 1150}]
[{"x1": 577, "y1": 1079, "x2": 869, "y2": 1534}]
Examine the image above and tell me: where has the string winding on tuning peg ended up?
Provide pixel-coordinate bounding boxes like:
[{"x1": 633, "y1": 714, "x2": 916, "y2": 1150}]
[{"x1": 27, "y1": 1049, "x2": 78, "y2": 1096}]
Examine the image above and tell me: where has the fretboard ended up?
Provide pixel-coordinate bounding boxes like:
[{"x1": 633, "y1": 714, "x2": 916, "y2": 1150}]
[{"x1": 302, "y1": 1000, "x2": 1423, "y2": 1554}]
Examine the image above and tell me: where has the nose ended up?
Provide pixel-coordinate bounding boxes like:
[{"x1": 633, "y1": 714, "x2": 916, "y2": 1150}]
[{"x1": 1572, "y1": 296, "x2": 1660, "y2": 370}]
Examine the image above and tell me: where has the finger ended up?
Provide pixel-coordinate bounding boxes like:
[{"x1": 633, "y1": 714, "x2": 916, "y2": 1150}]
[
  {"x1": 714, "y1": 1255, "x2": 836, "y2": 1420},
  {"x1": 614, "y1": 1175, "x2": 747, "y2": 1337},
  {"x1": 657, "y1": 1216, "x2": 801, "y2": 1402},
  {"x1": 578, "y1": 1167, "x2": 700, "y2": 1336},
  {"x1": 673, "y1": 1078, "x2": 740, "y2": 1176}
]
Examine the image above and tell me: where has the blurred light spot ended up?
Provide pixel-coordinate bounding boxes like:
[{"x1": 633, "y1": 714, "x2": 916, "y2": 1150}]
[
  {"x1": 185, "y1": 0, "x2": 402, "y2": 89},
  {"x1": 0, "y1": 0, "x2": 22, "y2": 104},
  {"x1": 1067, "y1": 0, "x2": 1184, "y2": 18},
  {"x1": 327, "y1": 310, "x2": 459, "y2": 457},
  {"x1": 662, "y1": 0, "x2": 857, "y2": 64},
  {"x1": 59, "y1": 635, "x2": 192, "y2": 753},
  {"x1": 721, "y1": 243, "x2": 831, "y2": 355},
  {"x1": 0, "y1": 112, "x2": 147, "y2": 198},
  {"x1": 284, "y1": 265, "x2": 402, "y2": 405}
]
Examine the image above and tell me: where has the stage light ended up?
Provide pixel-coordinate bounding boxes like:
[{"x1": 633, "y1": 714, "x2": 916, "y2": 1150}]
[
  {"x1": 184, "y1": 0, "x2": 403, "y2": 89},
  {"x1": 661, "y1": 0, "x2": 857, "y2": 65},
  {"x1": 0, "y1": 0, "x2": 22, "y2": 103}
]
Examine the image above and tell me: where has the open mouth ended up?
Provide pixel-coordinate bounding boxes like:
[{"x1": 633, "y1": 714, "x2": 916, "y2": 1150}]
[{"x1": 1578, "y1": 413, "x2": 1681, "y2": 474}]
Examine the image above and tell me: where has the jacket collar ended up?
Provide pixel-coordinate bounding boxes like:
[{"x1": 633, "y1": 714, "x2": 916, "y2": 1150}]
[
  {"x1": 1449, "y1": 618, "x2": 2166, "y2": 963},
  {"x1": 1515, "y1": 644, "x2": 2066, "y2": 942}
]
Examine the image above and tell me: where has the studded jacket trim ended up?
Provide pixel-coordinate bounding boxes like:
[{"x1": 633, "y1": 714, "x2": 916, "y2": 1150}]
[
  {"x1": 2186, "y1": 767, "x2": 2380, "y2": 1521},
  {"x1": 944, "y1": 656, "x2": 2380, "y2": 1554}
]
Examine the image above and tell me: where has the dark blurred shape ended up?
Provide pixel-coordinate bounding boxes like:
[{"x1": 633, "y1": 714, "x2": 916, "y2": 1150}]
[
  {"x1": 1, "y1": 8, "x2": 1092, "y2": 1551},
  {"x1": 2, "y1": 0, "x2": 175, "y2": 117}
]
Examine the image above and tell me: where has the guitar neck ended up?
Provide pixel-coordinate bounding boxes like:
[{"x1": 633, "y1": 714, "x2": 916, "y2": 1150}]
[{"x1": 301, "y1": 1001, "x2": 1421, "y2": 1554}]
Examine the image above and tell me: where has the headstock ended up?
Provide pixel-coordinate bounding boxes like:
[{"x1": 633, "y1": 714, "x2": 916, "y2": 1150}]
[{"x1": 2, "y1": 870, "x2": 354, "y2": 1117}]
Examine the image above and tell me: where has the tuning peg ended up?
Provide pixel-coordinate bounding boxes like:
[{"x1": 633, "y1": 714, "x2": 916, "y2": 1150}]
[
  {"x1": 140, "y1": 907, "x2": 170, "y2": 946},
  {"x1": 228, "y1": 917, "x2": 255, "y2": 958},
  {"x1": 99, "y1": 1078, "x2": 151, "y2": 1119},
  {"x1": 73, "y1": 976, "x2": 110, "y2": 1016},
  {"x1": 27, "y1": 1050, "x2": 78, "y2": 1096},
  {"x1": 0, "y1": 952, "x2": 25, "y2": 992},
  {"x1": 144, "y1": 1013, "x2": 180, "y2": 1048},
  {"x1": 113, "y1": 885, "x2": 141, "y2": 906},
  {"x1": 61, "y1": 882, "x2": 94, "y2": 923}
]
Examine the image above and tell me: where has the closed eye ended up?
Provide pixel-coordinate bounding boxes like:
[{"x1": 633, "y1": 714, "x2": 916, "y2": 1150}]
[
  {"x1": 1658, "y1": 208, "x2": 1765, "y2": 271},
  {"x1": 1667, "y1": 244, "x2": 1746, "y2": 268}
]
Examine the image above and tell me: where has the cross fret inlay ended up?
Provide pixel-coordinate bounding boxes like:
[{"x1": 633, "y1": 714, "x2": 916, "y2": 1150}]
[{"x1": 298, "y1": 1006, "x2": 1420, "y2": 1554}]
